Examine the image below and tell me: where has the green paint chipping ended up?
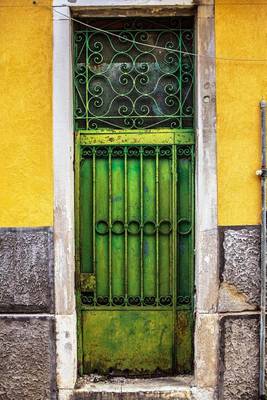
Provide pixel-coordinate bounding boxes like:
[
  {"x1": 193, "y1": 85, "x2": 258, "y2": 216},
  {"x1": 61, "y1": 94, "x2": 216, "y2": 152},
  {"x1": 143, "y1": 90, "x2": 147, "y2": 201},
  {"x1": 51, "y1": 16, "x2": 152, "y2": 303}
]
[
  {"x1": 82, "y1": 310, "x2": 173, "y2": 375},
  {"x1": 74, "y1": 16, "x2": 195, "y2": 377},
  {"x1": 79, "y1": 143, "x2": 193, "y2": 309},
  {"x1": 77, "y1": 138, "x2": 194, "y2": 375}
]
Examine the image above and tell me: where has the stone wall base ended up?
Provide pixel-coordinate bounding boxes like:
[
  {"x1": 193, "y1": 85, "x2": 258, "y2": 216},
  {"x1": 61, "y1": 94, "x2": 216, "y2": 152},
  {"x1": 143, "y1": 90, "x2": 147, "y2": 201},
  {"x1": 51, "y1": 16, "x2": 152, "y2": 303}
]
[{"x1": 0, "y1": 316, "x2": 56, "y2": 400}]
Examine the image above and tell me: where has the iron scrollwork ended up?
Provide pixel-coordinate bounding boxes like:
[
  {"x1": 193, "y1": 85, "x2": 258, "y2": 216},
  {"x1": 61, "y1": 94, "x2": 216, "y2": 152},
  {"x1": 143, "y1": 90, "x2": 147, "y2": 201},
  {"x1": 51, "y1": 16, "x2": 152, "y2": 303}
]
[
  {"x1": 81, "y1": 294, "x2": 190, "y2": 307},
  {"x1": 82, "y1": 145, "x2": 174, "y2": 159},
  {"x1": 74, "y1": 18, "x2": 194, "y2": 130}
]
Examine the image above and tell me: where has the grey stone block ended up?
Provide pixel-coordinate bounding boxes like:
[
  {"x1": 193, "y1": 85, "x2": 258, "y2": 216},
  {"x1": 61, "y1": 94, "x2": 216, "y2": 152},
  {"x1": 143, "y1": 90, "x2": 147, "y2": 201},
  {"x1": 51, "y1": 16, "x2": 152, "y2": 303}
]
[
  {"x1": 219, "y1": 316, "x2": 259, "y2": 400},
  {"x1": 0, "y1": 227, "x2": 54, "y2": 312},
  {"x1": 218, "y1": 226, "x2": 260, "y2": 311},
  {"x1": 0, "y1": 316, "x2": 56, "y2": 400}
]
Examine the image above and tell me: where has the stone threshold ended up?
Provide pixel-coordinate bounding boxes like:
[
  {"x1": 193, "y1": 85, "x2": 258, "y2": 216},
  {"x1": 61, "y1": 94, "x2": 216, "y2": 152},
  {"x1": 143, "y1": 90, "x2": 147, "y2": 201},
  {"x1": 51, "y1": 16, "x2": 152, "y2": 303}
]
[{"x1": 72, "y1": 375, "x2": 194, "y2": 399}]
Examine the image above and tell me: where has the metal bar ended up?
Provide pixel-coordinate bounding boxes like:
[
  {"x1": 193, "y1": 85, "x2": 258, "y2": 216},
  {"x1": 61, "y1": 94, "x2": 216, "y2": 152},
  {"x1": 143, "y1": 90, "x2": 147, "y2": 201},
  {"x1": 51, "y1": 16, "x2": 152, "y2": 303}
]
[
  {"x1": 81, "y1": 305, "x2": 171, "y2": 312},
  {"x1": 86, "y1": 115, "x2": 190, "y2": 120},
  {"x1": 74, "y1": 132, "x2": 83, "y2": 376},
  {"x1": 172, "y1": 145, "x2": 177, "y2": 371},
  {"x1": 92, "y1": 150, "x2": 96, "y2": 303},
  {"x1": 179, "y1": 28, "x2": 182, "y2": 129},
  {"x1": 86, "y1": 32, "x2": 89, "y2": 130},
  {"x1": 156, "y1": 148, "x2": 159, "y2": 303},
  {"x1": 79, "y1": 128, "x2": 194, "y2": 134},
  {"x1": 108, "y1": 149, "x2": 112, "y2": 304},
  {"x1": 169, "y1": 152, "x2": 173, "y2": 294},
  {"x1": 140, "y1": 147, "x2": 144, "y2": 302},
  {"x1": 73, "y1": 34, "x2": 78, "y2": 132},
  {"x1": 191, "y1": 147, "x2": 195, "y2": 310},
  {"x1": 79, "y1": 130, "x2": 195, "y2": 145},
  {"x1": 259, "y1": 99, "x2": 267, "y2": 400},
  {"x1": 124, "y1": 149, "x2": 128, "y2": 301}
]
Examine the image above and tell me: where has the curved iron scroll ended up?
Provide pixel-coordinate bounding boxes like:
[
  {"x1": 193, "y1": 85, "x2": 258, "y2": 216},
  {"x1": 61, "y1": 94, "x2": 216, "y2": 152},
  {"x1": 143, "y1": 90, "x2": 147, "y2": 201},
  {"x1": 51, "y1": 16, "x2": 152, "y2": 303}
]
[
  {"x1": 81, "y1": 294, "x2": 174, "y2": 307},
  {"x1": 74, "y1": 17, "x2": 194, "y2": 130}
]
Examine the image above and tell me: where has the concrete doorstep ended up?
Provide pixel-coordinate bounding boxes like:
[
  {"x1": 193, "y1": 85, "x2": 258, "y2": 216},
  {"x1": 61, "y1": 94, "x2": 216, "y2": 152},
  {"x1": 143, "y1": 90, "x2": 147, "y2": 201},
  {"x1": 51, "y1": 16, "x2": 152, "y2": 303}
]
[{"x1": 72, "y1": 375, "x2": 194, "y2": 399}]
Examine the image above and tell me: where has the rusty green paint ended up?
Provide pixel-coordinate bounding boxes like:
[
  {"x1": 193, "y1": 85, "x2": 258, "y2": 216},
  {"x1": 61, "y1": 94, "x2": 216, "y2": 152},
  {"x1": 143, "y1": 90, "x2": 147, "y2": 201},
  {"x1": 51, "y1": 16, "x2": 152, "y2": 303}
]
[
  {"x1": 74, "y1": 16, "x2": 195, "y2": 376},
  {"x1": 82, "y1": 310, "x2": 173, "y2": 375},
  {"x1": 176, "y1": 311, "x2": 194, "y2": 374},
  {"x1": 79, "y1": 130, "x2": 195, "y2": 146},
  {"x1": 76, "y1": 136, "x2": 194, "y2": 375},
  {"x1": 81, "y1": 273, "x2": 96, "y2": 292}
]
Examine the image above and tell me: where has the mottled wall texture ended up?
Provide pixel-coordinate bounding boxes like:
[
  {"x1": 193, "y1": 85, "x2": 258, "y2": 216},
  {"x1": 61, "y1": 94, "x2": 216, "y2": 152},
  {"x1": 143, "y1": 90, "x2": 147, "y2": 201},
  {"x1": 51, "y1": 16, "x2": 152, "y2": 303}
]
[
  {"x1": 218, "y1": 227, "x2": 261, "y2": 399},
  {"x1": 216, "y1": 1, "x2": 267, "y2": 226},
  {"x1": 0, "y1": 0, "x2": 53, "y2": 227},
  {"x1": 0, "y1": 1, "x2": 55, "y2": 399},
  {"x1": 0, "y1": 228, "x2": 54, "y2": 313},
  {"x1": 219, "y1": 316, "x2": 260, "y2": 400},
  {"x1": 215, "y1": 1, "x2": 267, "y2": 398},
  {"x1": 0, "y1": 316, "x2": 56, "y2": 400}
]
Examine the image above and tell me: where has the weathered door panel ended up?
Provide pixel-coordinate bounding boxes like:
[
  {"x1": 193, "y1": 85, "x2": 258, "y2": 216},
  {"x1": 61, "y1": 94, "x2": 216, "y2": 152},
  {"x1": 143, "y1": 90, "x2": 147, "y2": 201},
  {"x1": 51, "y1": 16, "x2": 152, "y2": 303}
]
[
  {"x1": 176, "y1": 310, "x2": 194, "y2": 374},
  {"x1": 74, "y1": 16, "x2": 195, "y2": 376},
  {"x1": 77, "y1": 135, "x2": 194, "y2": 375},
  {"x1": 82, "y1": 310, "x2": 173, "y2": 375}
]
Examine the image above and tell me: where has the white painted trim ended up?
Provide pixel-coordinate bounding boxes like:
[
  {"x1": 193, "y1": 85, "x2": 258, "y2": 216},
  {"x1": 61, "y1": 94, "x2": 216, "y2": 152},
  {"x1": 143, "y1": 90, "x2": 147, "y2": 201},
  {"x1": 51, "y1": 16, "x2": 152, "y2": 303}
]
[
  {"x1": 53, "y1": 5, "x2": 77, "y2": 390},
  {"x1": 53, "y1": 0, "x2": 195, "y2": 7},
  {"x1": 194, "y1": 3, "x2": 219, "y2": 389},
  {"x1": 195, "y1": 4, "x2": 218, "y2": 312},
  {"x1": 53, "y1": 6, "x2": 75, "y2": 316},
  {"x1": 56, "y1": 314, "x2": 77, "y2": 389}
]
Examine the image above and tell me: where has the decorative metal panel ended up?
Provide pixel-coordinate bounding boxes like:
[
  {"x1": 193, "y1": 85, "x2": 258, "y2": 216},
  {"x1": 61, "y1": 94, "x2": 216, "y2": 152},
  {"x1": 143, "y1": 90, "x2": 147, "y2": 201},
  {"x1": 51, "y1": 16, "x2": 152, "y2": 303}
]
[
  {"x1": 74, "y1": 18, "x2": 194, "y2": 130},
  {"x1": 74, "y1": 16, "x2": 195, "y2": 375},
  {"x1": 79, "y1": 143, "x2": 194, "y2": 309}
]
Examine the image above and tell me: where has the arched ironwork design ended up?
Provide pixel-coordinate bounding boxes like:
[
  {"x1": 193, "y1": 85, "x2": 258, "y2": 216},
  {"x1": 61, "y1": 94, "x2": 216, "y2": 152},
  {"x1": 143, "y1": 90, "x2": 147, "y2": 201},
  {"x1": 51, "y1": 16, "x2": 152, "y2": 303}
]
[{"x1": 74, "y1": 17, "x2": 194, "y2": 130}]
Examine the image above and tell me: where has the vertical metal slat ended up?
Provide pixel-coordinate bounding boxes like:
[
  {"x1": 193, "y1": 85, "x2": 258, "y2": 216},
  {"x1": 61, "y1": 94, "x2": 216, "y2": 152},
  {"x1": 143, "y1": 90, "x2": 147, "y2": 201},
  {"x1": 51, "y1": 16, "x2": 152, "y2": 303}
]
[
  {"x1": 124, "y1": 149, "x2": 128, "y2": 302},
  {"x1": 92, "y1": 149, "x2": 96, "y2": 303},
  {"x1": 140, "y1": 147, "x2": 144, "y2": 302},
  {"x1": 108, "y1": 149, "x2": 112, "y2": 304},
  {"x1": 172, "y1": 145, "x2": 177, "y2": 370},
  {"x1": 156, "y1": 147, "x2": 160, "y2": 304},
  {"x1": 85, "y1": 32, "x2": 89, "y2": 130},
  {"x1": 169, "y1": 149, "x2": 173, "y2": 296}
]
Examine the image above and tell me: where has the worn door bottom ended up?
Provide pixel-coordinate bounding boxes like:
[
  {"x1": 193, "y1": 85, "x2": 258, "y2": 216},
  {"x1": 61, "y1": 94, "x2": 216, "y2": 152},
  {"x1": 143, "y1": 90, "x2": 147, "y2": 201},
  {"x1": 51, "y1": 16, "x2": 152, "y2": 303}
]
[{"x1": 81, "y1": 309, "x2": 193, "y2": 376}]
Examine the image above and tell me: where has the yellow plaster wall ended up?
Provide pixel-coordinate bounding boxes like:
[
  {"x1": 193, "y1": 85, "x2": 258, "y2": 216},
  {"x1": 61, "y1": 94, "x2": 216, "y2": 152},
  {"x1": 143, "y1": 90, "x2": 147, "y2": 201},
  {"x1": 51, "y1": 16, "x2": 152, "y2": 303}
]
[
  {"x1": 0, "y1": 0, "x2": 53, "y2": 227},
  {"x1": 216, "y1": 1, "x2": 267, "y2": 225},
  {"x1": 1, "y1": 1, "x2": 266, "y2": 228}
]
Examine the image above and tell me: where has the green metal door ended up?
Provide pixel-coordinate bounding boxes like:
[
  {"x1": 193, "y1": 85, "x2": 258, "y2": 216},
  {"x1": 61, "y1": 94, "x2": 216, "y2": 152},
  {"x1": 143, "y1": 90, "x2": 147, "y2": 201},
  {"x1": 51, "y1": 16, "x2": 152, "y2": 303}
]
[{"x1": 74, "y1": 17, "x2": 195, "y2": 376}]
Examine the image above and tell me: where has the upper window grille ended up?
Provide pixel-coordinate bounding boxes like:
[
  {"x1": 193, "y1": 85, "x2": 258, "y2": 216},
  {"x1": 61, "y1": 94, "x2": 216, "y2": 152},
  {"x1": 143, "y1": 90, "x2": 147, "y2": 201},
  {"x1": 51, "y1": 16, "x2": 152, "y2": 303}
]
[{"x1": 73, "y1": 17, "x2": 194, "y2": 131}]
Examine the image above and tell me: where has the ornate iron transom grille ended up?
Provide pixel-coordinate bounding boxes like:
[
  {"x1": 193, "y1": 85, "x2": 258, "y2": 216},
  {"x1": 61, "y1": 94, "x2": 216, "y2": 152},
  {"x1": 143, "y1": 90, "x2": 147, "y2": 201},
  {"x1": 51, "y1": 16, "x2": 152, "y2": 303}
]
[{"x1": 74, "y1": 18, "x2": 194, "y2": 130}]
